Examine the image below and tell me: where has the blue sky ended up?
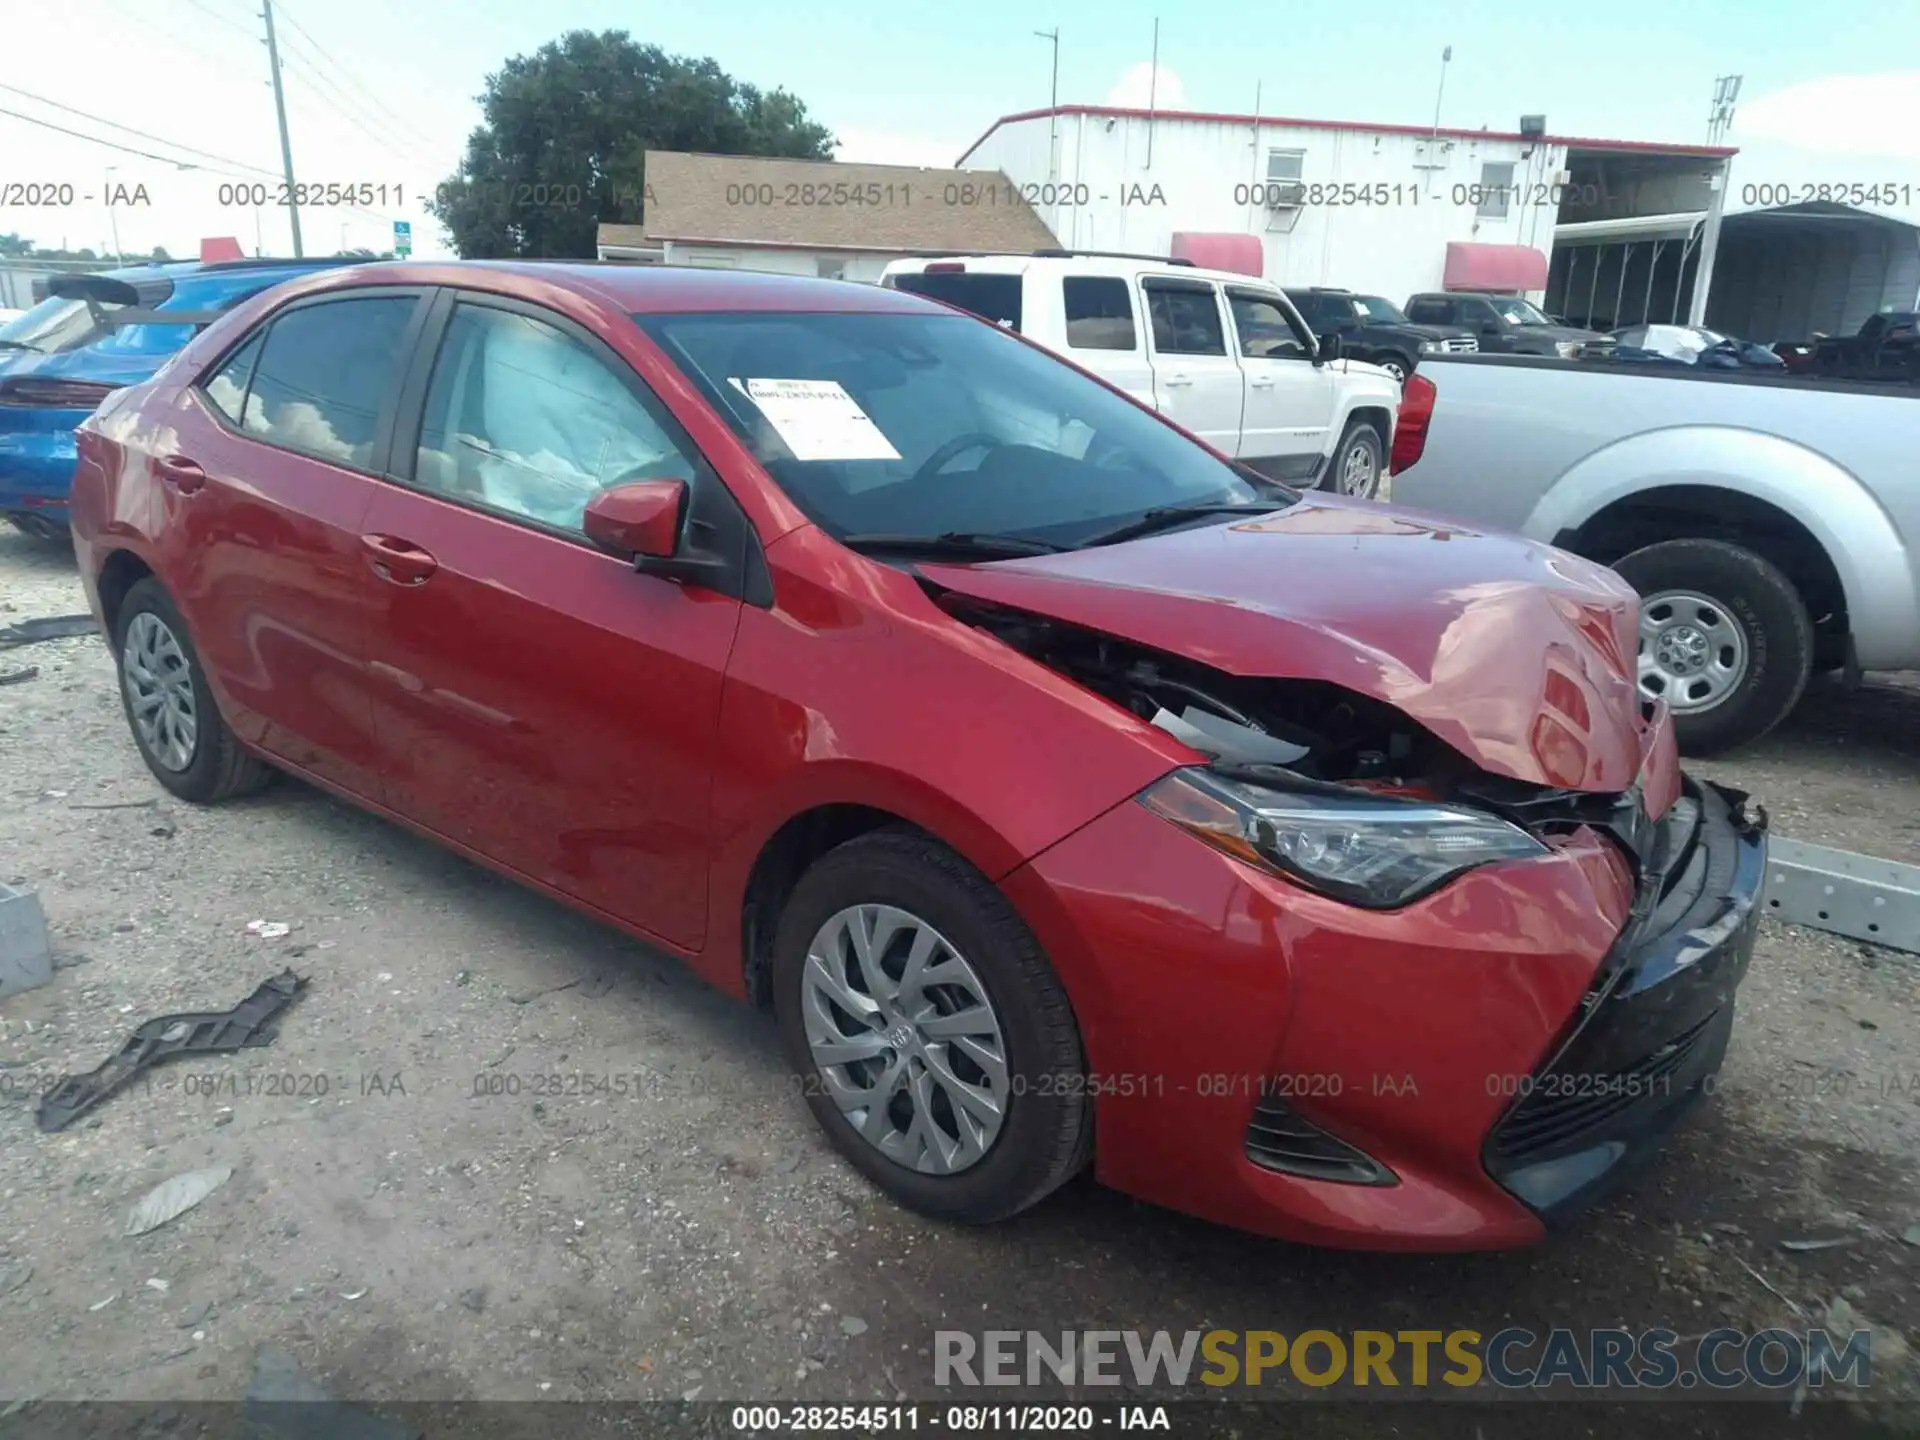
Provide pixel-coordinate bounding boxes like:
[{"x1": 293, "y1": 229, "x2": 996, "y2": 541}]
[{"x1": 5, "y1": 0, "x2": 1919, "y2": 259}]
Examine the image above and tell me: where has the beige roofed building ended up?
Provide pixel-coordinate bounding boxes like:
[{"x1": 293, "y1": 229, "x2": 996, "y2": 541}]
[{"x1": 596, "y1": 150, "x2": 1061, "y2": 280}]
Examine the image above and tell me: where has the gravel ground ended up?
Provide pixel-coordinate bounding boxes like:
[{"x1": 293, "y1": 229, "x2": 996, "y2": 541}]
[{"x1": 1, "y1": 525, "x2": 1917, "y2": 1437}]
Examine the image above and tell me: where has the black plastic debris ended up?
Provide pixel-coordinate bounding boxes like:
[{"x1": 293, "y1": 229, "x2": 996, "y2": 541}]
[
  {"x1": 0, "y1": 666, "x2": 37, "y2": 687},
  {"x1": 0, "y1": 615, "x2": 98, "y2": 650},
  {"x1": 35, "y1": 970, "x2": 308, "y2": 1133}
]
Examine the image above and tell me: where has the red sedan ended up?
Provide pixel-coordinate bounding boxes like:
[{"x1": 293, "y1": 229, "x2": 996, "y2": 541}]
[{"x1": 68, "y1": 262, "x2": 1766, "y2": 1250}]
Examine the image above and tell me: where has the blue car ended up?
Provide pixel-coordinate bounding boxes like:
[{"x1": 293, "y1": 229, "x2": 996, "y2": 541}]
[{"x1": 0, "y1": 258, "x2": 353, "y2": 540}]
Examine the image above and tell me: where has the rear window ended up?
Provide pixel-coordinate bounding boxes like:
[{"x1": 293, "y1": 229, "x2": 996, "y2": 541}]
[
  {"x1": 1063, "y1": 277, "x2": 1136, "y2": 350},
  {"x1": 0, "y1": 296, "x2": 128, "y2": 356},
  {"x1": 889, "y1": 271, "x2": 1023, "y2": 331}
]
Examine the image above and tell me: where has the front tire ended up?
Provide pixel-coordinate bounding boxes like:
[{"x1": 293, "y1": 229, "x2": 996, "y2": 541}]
[
  {"x1": 1321, "y1": 419, "x2": 1385, "y2": 500},
  {"x1": 771, "y1": 827, "x2": 1092, "y2": 1224},
  {"x1": 1378, "y1": 355, "x2": 1410, "y2": 383},
  {"x1": 1612, "y1": 538, "x2": 1813, "y2": 755},
  {"x1": 113, "y1": 578, "x2": 273, "y2": 803}
]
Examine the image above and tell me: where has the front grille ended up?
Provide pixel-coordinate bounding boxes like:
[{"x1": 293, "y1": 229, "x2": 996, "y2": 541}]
[
  {"x1": 1488, "y1": 1010, "x2": 1719, "y2": 1161},
  {"x1": 1245, "y1": 1095, "x2": 1395, "y2": 1185},
  {"x1": 1441, "y1": 337, "x2": 1478, "y2": 353}
]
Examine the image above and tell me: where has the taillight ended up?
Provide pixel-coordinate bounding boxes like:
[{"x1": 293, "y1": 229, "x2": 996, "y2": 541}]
[
  {"x1": 0, "y1": 378, "x2": 121, "y2": 410},
  {"x1": 1389, "y1": 371, "x2": 1435, "y2": 474}
]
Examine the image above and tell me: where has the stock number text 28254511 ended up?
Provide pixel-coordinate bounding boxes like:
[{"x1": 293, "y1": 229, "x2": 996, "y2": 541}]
[{"x1": 216, "y1": 182, "x2": 406, "y2": 209}]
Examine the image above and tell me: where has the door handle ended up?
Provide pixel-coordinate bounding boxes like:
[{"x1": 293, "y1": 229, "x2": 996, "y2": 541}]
[
  {"x1": 1248, "y1": 375, "x2": 1275, "y2": 389},
  {"x1": 153, "y1": 454, "x2": 206, "y2": 495},
  {"x1": 1163, "y1": 373, "x2": 1193, "y2": 387},
  {"x1": 361, "y1": 533, "x2": 439, "y2": 586}
]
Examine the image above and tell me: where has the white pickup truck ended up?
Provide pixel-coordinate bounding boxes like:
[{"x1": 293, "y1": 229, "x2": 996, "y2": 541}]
[
  {"x1": 1390, "y1": 354, "x2": 1920, "y2": 754},
  {"x1": 881, "y1": 251, "x2": 1402, "y2": 499}
]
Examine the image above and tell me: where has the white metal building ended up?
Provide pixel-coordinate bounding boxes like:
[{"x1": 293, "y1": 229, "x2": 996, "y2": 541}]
[{"x1": 960, "y1": 104, "x2": 1736, "y2": 318}]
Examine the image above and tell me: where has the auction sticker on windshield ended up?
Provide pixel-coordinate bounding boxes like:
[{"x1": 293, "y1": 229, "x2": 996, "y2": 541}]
[{"x1": 732, "y1": 377, "x2": 901, "y2": 461}]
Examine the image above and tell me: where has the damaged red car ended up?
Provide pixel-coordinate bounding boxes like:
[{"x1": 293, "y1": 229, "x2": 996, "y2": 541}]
[{"x1": 68, "y1": 262, "x2": 1767, "y2": 1251}]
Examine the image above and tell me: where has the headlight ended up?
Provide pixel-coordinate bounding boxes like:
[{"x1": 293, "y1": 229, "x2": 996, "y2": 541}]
[
  {"x1": 1418, "y1": 340, "x2": 1442, "y2": 355},
  {"x1": 1554, "y1": 341, "x2": 1581, "y2": 359},
  {"x1": 1139, "y1": 769, "x2": 1548, "y2": 909}
]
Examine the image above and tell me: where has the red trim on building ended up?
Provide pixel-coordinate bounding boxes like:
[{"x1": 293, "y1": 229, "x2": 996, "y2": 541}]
[{"x1": 956, "y1": 105, "x2": 1738, "y2": 167}]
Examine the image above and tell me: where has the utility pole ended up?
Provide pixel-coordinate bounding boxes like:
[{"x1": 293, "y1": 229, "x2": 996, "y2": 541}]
[
  {"x1": 104, "y1": 166, "x2": 123, "y2": 263},
  {"x1": 1034, "y1": 28, "x2": 1060, "y2": 183},
  {"x1": 261, "y1": 0, "x2": 303, "y2": 257},
  {"x1": 1145, "y1": 17, "x2": 1159, "y2": 169}
]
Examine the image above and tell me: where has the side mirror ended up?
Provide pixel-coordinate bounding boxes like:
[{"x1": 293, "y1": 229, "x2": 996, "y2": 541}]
[
  {"x1": 1314, "y1": 331, "x2": 1342, "y2": 363},
  {"x1": 584, "y1": 478, "x2": 686, "y2": 560}
]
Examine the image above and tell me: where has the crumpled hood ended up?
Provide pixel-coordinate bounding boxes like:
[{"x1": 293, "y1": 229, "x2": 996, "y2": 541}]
[{"x1": 920, "y1": 496, "x2": 1656, "y2": 793}]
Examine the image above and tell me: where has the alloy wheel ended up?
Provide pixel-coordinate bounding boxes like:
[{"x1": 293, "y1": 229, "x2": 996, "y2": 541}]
[
  {"x1": 122, "y1": 611, "x2": 199, "y2": 772},
  {"x1": 800, "y1": 903, "x2": 1010, "y2": 1175},
  {"x1": 1339, "y1": 437, "x2": 1380, "y2": 499},
  {"x1": 1638, "y1": 589, "x2": 1750, "y2": 713}
]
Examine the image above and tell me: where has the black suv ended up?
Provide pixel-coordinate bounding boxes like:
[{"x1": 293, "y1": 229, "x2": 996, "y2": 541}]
[
  {"x1": 1284, "y1": 288, "x2": 1477, "y2": 382},
  {"x1": 1404, "y1": 291, "x2": 1602, "y2": 358}
]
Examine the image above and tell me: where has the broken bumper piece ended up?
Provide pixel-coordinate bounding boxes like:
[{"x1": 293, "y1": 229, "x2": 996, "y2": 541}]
[{"x1": 35, "y1": 969, "x2": 308, "y2": 1133}]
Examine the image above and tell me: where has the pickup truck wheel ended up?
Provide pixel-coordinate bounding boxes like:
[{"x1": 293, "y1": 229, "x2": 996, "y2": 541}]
[
  {"x1": 1378, "y1": 355, "x2": 1410, "y2": 383},
  {"x1": 1612, "y1": 539, "x2": 1813, "y2": 755},
  {"x1": 1322, "y1": 420, "x2": 1384, "y2": 500}
]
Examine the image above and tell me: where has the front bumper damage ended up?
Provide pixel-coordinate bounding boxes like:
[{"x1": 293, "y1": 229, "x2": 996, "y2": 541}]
[{"x1": 1484, "y1": 779, "x2": 1768, "y2": 1224}]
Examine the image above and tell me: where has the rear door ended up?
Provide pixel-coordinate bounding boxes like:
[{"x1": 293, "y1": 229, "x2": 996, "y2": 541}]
[
  {"x1": 1055, "y1": 274, "x2": 1153, "y2": 407},
  {"x1": 163, "y1": 288, "x2": 430, "y2": 800},
  {"x1": 1138, "y1": 276, "x2": 1244, "y2": 454},
  {"x1": 354, "y1": 291, "x2": 745, "y2": 948},
  {"x1": 1224, "y1": 286, "x2": 1334, "y2": 474}
]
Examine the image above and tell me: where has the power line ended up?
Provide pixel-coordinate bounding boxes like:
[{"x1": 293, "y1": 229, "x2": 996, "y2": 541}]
[
  {"x1": 272, "y1": 36, "x2": 446, "y2": 173},
  {"x1": 269, "y1": 0, "x2": 447, "y2": 156},
  {"x1": 0, "y1": 103, "x2": 277, "y2": 182},
  {"x1": 0, "y1": 82, "x2": 285, "y2": 179},
  {"x1": 170, "y1": 0, "x2": 258, "y2": 41}
]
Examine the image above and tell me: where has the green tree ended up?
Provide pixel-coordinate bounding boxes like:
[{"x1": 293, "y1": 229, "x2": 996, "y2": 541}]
[{"x1": 429, "y1": 30, "x2": 834, "y2": 258}]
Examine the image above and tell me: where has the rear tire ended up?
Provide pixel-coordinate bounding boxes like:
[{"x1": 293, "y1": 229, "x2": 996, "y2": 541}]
[
  {"x1": 771, "y1": 827, "x2": 1092, "y2": 1225},
  {"x1": 1378, "y1": 354, "x2": 1411, "y2": 383},
  {"x1": 113, "y1": 578, "x2": 274, "y2": 803},
  {"x1": 1612, "y1": 538, "x2": 1813, "y2": 755}
]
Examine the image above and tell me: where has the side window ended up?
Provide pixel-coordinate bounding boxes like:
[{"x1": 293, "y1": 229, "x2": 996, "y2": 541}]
[
  {"x1": 239, "y1": 297, "x2": 418, "y2": 468},
  {"x1": 1462, "y1": 298, "x2": 1498, "y2": 328},
  {"x1": 1406, "y1": 297, "x2": 1447, "y2": 324},
  {"x1": 1227, "y1": 291, "x2": 1312, "y2": 360},
  {"x1": 413, "y1": 302, "x2": 699, "y2": 534},
  {"x1": 1063, "y1": 277, "x2": 1137, "y2": 351},
  {"x1": 1142, "y1": 282, "x2": 1227, "y2": 356},
  {"x1": 201, "y1": 331, "x2": 265, "y2": 425}
]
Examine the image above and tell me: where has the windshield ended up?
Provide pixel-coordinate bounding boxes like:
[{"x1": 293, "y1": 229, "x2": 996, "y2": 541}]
[
  {"x1": 636, "y1": 310, "x2": 1285, "y2": 549},
  {"x1": 0, "y1": 294, "x2": 127, "y2": 354},
  {"x1": 1352, "y1": 295, "x2": 1410, "y2": 325},
  {"x1": 1490, "y1": 297, "x2": 1552, "y2": 326}
]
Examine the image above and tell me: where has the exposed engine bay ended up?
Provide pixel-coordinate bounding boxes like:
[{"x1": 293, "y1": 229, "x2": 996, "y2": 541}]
[{"x1": 938, "y1": 592, "x2": 1661, "y2": 869}]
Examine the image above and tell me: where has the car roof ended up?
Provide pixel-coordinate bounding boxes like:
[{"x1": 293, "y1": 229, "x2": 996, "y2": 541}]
[
  {"x1": 283, "y1": 260, "x2": 942, "y2": 316},
  {"x1": 881, "y1": 252, "x2": 1286, "y2": 291}
]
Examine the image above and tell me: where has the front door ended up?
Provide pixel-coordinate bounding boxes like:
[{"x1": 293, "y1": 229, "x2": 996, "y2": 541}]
[
  {"x1": 1225, "y1": 287, "x2": 1334, "y2": 475},
  {"x1": 1139, "y1": 277, "x2": 1245, "y2": 454},
  {"x1": 358, "y1": 295, "x2": 743, "y2": 948},
  {"x1": 161, "y1": 290, "x2": 429, "y2": 800}
]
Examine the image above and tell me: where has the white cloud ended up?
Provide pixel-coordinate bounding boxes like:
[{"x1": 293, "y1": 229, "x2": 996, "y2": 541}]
[
  {"x1": 832, "y1": 126, "x2": 971, "y2": 170},
  {"x1": 1105, "y1": 63, "x2": 1187, "y2": 110},
  {"x1": 1731, "y1": 73, "x2": 1920, "y2": 160}
]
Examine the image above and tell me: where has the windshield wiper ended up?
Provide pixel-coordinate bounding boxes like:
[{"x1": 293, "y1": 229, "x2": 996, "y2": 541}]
[
  {"x1": 1080, "y1": 501, "x2": 1287, "y2": 548},
  {"x1": 838, "y1": 531, "x2": 1070, "y2": 559},
  {"x1": 0, "y1": 340, "x2": 42, "y2": 353}
]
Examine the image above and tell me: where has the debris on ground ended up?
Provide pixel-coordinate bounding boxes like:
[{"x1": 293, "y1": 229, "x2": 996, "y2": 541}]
[
  {"x1": 125, "y1": 1166, "x2": 233, "y2": 1238},
  {"x1": 36, "y1": 971, "x2": 308, "y2": 1132},
  {"x1": 0, "y1": 615, "x2": 98, "y2": 649},
  {"x1": 0, "y1": 1262, "x2": 31, "y2": 1298},
  {"x1": 0, "y1": 881, "x2": 54, "y2": 999},
  {"x1": 1780, "y1": 1235, "x2": 1857, "y2": 1252},
  {"x1": 242, "y1": 1345, "x2": 421, "y2": 1440},
  {"x1": 1902, "y1": 1224, "x2": 1920, "y2": 1246},
  {"x1": 0, "y1": 665, "x2": 37, "y2": 686},
  {"x1": 243, "y1": 920, "x2": 292, "y2": 940}
]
